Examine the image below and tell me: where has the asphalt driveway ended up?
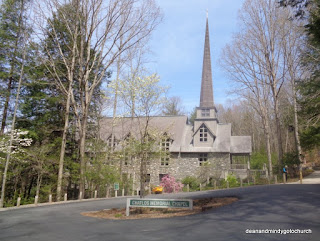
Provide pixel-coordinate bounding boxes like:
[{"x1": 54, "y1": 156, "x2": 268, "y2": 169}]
[{"x1": 0, "y1": 183, "x2": 319, "y2": 241}]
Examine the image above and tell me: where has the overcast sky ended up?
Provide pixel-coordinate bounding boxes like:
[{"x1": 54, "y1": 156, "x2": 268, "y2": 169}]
[{"x1": 146, "y1": 0, "x2": 245, "y2": 113}]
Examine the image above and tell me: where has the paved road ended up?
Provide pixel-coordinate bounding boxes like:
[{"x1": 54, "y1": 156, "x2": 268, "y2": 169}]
[
  {"x1": 0, "y1": 184, "x2": 319, "y2": 241},
  {"x1": 289, "y1": 170, "x2": 320, "y2": 184},
  {"x1": 300, "y1": 170, "x2": 320, "y2": 184}
]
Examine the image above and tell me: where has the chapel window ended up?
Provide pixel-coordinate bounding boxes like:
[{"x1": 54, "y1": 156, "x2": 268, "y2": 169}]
[
  {"x1": 160, "y1": 138, "x2": 171, "y2": 166},
  {"x1": 107, "y1": 135, "x2": 117, "y2": 148},
  {"x1": 200, "y1": 125, "x2": 208, "y2": 142},
  {"x1": 201, "y1": 109, "x2": 210, "y2": 117},
  {"x1": 199, "y1": 153, "x2": 208, "y2": 166}
]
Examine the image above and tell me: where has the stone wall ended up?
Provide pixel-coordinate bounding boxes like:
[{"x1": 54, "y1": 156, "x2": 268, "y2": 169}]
[{"x1": 122, "y1": 152, "x2": 233, "y2": 188}]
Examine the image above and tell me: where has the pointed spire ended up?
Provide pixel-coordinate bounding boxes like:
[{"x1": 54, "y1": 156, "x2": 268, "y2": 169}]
[{"x1": 200, "y1": 14, "x2": 214, "y2": 108}]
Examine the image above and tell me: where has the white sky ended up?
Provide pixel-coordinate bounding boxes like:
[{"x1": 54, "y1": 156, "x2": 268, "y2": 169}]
[{"x1": 147, "y1": 0, "x2": 245, "y2": 113}]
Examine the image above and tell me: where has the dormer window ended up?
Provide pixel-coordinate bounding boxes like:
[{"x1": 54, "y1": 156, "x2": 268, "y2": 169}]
[
  {"x1": 200, "y1": 125, "x2": 208, "y2": 142},
  {"x1": 201, "y1": 109, "x2": 210, "y2": 117}
]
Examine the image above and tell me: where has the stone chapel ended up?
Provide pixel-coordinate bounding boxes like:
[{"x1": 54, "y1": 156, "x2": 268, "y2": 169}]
[{"x1": 99, "y1": 17, "x2": 252, "y2": 187}]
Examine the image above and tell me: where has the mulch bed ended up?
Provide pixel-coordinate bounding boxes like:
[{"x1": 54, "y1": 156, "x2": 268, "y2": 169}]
[{"x1": 81, "y1": 197, "x2": 238, "y2": 220}]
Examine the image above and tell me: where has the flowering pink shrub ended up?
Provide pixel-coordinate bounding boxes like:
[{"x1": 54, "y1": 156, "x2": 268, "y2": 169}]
[{"x1": 160, "y1": 175, "x2": 184, "y2": 193}]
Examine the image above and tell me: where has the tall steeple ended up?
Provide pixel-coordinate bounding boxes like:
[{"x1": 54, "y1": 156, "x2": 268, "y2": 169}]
[{"x1": 200, "y1": 14, "x2": 214, "y2": 108}]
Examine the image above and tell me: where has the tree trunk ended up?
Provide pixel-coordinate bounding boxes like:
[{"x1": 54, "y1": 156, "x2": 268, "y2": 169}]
[
  {"x1": 79, "y1": 113, "x2": 88, "y2": 199},
  {"x1": 139, "y1": 153, "x2": 146, "y2": 198},
  {"x1": 27, "y1": 175, "x2": 34, "y2": 199},
  {"x1": 273, "y1": 97, "x2": 284, "y2": 170},
  {"x1": 36, "y1": 174, "x2": 42, "y2": 198},
  {"x1": 265, "y1": 124, "x2": 273, "y2": 178},
  {"x1": 56, "y1": 82, "x2": 72, "y2": 201},
  {"x1": 292, "y1": 84, "x2": 304, "y2": 165},
  {"x1": 0, "y1": 76, "x2": 13, "y2": 135}
]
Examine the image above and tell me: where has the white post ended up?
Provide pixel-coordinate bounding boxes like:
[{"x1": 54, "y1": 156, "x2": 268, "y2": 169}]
[
  {"x1": 283, "y1": 173, "x2": 286, "y2": 184},
  {"x1": 64, "y1": 193, "x2": 67, "y2": 202},
  {"x1": 49, "y1": 194, "x2": 52, "y2": 203},
  {"x1": 79, "y1": 191, "x2": 82, "y2": 200},
  {"x1": 94, "y1": 190, "x2": 97, "y2": 199},
  {"x1": 214, "y1": 180, "x2": 217, "y2": 189},
  {"x1": 274, "y1": 176, "x2": 277, "y2": 184},
  {"x1": 187, "y1": 184, "x2": 190, "y2": 192},
  {"x1": 199, "y1": 183, "x2": 202, "y2": 191},
  {"x1": 136, "y1": 188, "x2": 139, "y2": 196},
  {"x1": 34, "y1": 196, "x2": 38, "y2": 205},
  {"x1": 122, "y1": 189, "x2": 125, "y2": 197},
  {"x1": 17, "y1": 197, "x2": 21, "y2": 207},
  {"x1": 115, "y1": 190, "x2": 118, "y2": 198},
  {"x1": 126, "y1": 198, "x2": 130, "y2": 216},
  {"x1": 240, "y1": 179, "x2": 243, "y2": 187}
]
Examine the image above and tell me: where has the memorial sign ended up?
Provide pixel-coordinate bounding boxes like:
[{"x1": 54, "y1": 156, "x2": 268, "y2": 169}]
[
  {"x1": 114, "y1": 183, "x2": 119, "y2": 191},
  {"x1": 126, "y1": 198, "x2": 193, "y2": 216}
]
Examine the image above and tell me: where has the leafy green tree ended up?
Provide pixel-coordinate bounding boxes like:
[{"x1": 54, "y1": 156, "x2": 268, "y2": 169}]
[
  {"x1": 0, "y1": 0, "x2": 30, "y2": 135},
  {"x1": 298, "y1": 0, "x2": 320, "y2": 149},
  {"x1": 35, "y1": 2, "x2": 108, "y2": 201},
  {"x1": 35, "y1": 0, "x2": 162, "y2": 199},
  {"x1": 188, "y1": 107, "x2": 197, "y2": 125},
  {"x1": 162, "y1": 96, "x2": 185, "y2": 116}
]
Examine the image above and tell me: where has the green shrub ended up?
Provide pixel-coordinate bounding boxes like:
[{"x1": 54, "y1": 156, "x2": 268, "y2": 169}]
[
  {"x1": 282, "y1": 152, "x2": 300, "y2": 166},
  {"x1": 220, "y1": 174, "x2": 239, "y2": 188},
  {"x1": 182, "y1": 176, "x2": 199, "y2": 191},
  {"x1": 250, "y1": 151, "x2": 277, "y2": 169},
  {"x1": 227, "y1": 174, "x2": 239, "y2": 187}
]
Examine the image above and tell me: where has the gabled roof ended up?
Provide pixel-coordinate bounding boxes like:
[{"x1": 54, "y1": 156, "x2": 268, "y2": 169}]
[
  {"x1": 99, "y1": 116, "x2": 252, "y2": 154},
  {"x1": 212, "y1": 124, "x2": 231, "y2": 152},
  {"x1": 99, "y1": 116, "x2": 188, "y2": 151},
  {"x1": 230, "y1": 136, "x2": 252, "y2": 154},
  {"x1": 192, "y1": 123, "x2": 215, "y2": 137}
]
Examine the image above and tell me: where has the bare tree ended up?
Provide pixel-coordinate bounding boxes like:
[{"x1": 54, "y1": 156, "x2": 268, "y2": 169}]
[
  {"x1": 110, "y1": 36, "x2": 151, "y2": 179},
  {"x1": 34, "y1": 0, "x2": 162, "y2": 198},
  {"x1": 221, "y1": 0, "x2": 304, "y2": 173},
  {"x1": 221, "y1": 32, "x2": 274, "y2": 177},
  {"x1": 281, "y1": 17, "x2": 305, "y2": 165},
  {"x1": 238, "y1": 0, "x2": 294, "y2": 167}
]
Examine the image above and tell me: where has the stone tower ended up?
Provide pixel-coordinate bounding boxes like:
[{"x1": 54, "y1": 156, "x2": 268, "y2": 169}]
[{"x1": 193, "y1": 15, "x2": 219, "y2": 147}]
